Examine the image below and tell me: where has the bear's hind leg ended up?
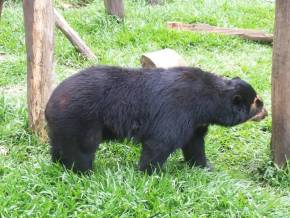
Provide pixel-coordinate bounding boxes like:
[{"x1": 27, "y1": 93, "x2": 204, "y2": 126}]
[{"x1": 50, "y1": 125, "x2": 101, "y2": 174}]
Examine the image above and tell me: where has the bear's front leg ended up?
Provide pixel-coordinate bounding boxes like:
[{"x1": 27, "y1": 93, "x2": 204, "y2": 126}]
[
  {"x1": 182, "y1": 125, "x2": 209, "y2": 168},
  {"x1": 139, "y1": 140, "x2": 174, "y2": 175}
]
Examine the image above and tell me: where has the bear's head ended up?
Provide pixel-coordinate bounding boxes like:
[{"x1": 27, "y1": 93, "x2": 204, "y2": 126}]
[{"x1": 216, "y1": 77, "x2": 268, "y2": 126}]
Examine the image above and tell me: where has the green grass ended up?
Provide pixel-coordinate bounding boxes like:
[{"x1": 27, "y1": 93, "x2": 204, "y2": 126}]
[{"x1": 1, "y1": 0, "x2": 290, "y2": 217}]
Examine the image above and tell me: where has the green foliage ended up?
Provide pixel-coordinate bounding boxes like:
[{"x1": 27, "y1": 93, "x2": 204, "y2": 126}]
[
  {"x1": 255, "y1": 161, "x2": 290, "y2": 188},
  {"x1": 1, "y1": 0, "x2": 289, "y2": 217}
]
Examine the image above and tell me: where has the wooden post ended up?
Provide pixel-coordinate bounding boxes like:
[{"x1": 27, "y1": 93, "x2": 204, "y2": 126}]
[
  {"x1": 104, "y1": 0, "x2": 124, "y2": 20},
  {"x1": 0, "y1": 0, "x2": 4, "y2": 18},
  {"x1": 54, "y1": 9, "x2": 96, "y2": 60},
  {"x1": 23, "y1": 0, "x2": 54, "y2": 139},
  {"x1": 271, "y1": 0, "x2": 290, "y2": 167}
]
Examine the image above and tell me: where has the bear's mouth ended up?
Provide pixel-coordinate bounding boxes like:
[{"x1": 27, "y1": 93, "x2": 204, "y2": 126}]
[{"x1": 250, "y1": 108, "x2": 268, "y2": 122}]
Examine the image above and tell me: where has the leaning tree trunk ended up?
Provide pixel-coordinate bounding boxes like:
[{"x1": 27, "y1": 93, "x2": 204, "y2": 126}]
[
  {"x1": 271, "y1": 0, "x2": 290, "y2": 167},
  {"x1": 23, "y1": 0, "x2": 54, "y2": 140},
  {"x1": 54, "y1": 8, "x2": 96, "y2": 60}
]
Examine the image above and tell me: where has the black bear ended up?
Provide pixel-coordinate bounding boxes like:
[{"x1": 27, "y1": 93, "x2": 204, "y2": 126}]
[{"x1": 45, "y1": 66, "x2": 267, "y2": 174}]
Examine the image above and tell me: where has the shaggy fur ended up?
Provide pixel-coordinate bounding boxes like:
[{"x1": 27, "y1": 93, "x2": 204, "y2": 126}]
[{"x1": 45, "y1": 66, "x2": 266, "y2": 174}]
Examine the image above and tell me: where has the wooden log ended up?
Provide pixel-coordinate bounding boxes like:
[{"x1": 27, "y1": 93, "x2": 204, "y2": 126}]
[
  {"x1": 0, "y1": 0, "x2": 3, "y2": 18},
  {"x1": 104, "y1": 0, "x2": 124, "y2": 20},
  {"x1": 167, "y1": 22, "x2": 273, "y2": 43},
  {"x1": 54, "y1": 9, "x2": 97, "y2": 61},
  {"x1": 141, "y1": 49, "x2": 188, "y2": 68},
  {"x1": 271, "y1": 0, "x2": 290, "y2": 167},
  {"x1": 148, "y1": 0, "x2": 162, "y2": 5},
  {"x1": 23, "y1": 0, "x2": 54, "y2": 139}
]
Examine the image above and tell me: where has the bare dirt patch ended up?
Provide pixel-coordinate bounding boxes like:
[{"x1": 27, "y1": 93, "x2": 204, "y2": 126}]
[{"x1": 0, "y1": 84, "x2": 26, "y2": 97}]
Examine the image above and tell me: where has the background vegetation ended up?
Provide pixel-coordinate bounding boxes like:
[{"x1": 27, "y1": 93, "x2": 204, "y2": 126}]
[{"x1": 1, "y1": 0, "x2": 289, "y2": 217}]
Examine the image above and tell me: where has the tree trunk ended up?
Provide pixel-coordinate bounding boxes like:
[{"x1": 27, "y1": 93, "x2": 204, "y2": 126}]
[
  {"x1": 23, "y1": 0, "x2": 54, "y2": 140},
  {"x1": 271, "y1": 0, "x2": 290, "y2": 167},
  {"x1": 0, "y1": 0, "x2": 4, "y2": 18},
  {"x1": 104, "y1": 0, "x2": 124, "y2": 20}
]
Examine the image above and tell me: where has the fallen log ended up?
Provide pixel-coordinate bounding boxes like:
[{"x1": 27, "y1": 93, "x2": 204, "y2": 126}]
[
  {"x1": 167, "y1": 22, "x2": 273, "y2": 43},
  {"x1": 148, "y1": 0, "x2": 162, "y2": 5}
]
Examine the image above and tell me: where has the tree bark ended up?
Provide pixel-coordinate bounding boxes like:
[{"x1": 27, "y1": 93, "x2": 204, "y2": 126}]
[
  {"x1": 104, "y1": 0, "x2": 124, "y2": 20},
  {"x1": 54, "y1": 8, "x2": 96, "y2": 60},
  {"x1": 271, "y1": 0, "x2": 290, "y2": 166},
  {"x1": 0, "y1": 0, "x2": 4, "y2": 18},
  {"x1": 23, "y1": 0, "x2": 54, "y2": 140}
]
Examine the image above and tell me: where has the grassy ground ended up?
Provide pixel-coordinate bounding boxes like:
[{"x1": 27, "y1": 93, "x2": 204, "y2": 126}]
[{"x1": 1, "y1": 0, "x2": 290, "y2": 217}]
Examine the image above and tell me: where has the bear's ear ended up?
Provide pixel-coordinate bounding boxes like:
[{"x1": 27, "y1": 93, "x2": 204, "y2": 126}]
[
  {"x1": 232, "y1": 95, "x2": 242, "y2": 105},
  {"x1": 232, "y1": 76, "x2": 241, "y2": 80}
]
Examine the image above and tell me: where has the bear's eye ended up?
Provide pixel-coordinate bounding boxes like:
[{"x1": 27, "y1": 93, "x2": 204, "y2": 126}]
[
  {"x1": 255, "y1": 98, "x2": 263, "y2": 108},
  {"x1": 232, "y1": 95, "x2": 242, "y2": 105}
]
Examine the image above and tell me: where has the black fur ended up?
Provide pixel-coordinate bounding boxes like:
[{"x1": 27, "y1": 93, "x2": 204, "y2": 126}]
[{"x1": 45, "y1": 66, "x2": 265, "y2": 174}]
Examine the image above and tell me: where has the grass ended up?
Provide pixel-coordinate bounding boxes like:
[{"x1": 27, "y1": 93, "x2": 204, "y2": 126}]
[{"x1": 1, "y1": 0, "x2": 290, "y2": 217}]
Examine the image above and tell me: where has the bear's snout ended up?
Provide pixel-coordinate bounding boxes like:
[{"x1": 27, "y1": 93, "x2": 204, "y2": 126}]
[{"x1": 250, "y1": 96, "x2": 268, "y2": 122}]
